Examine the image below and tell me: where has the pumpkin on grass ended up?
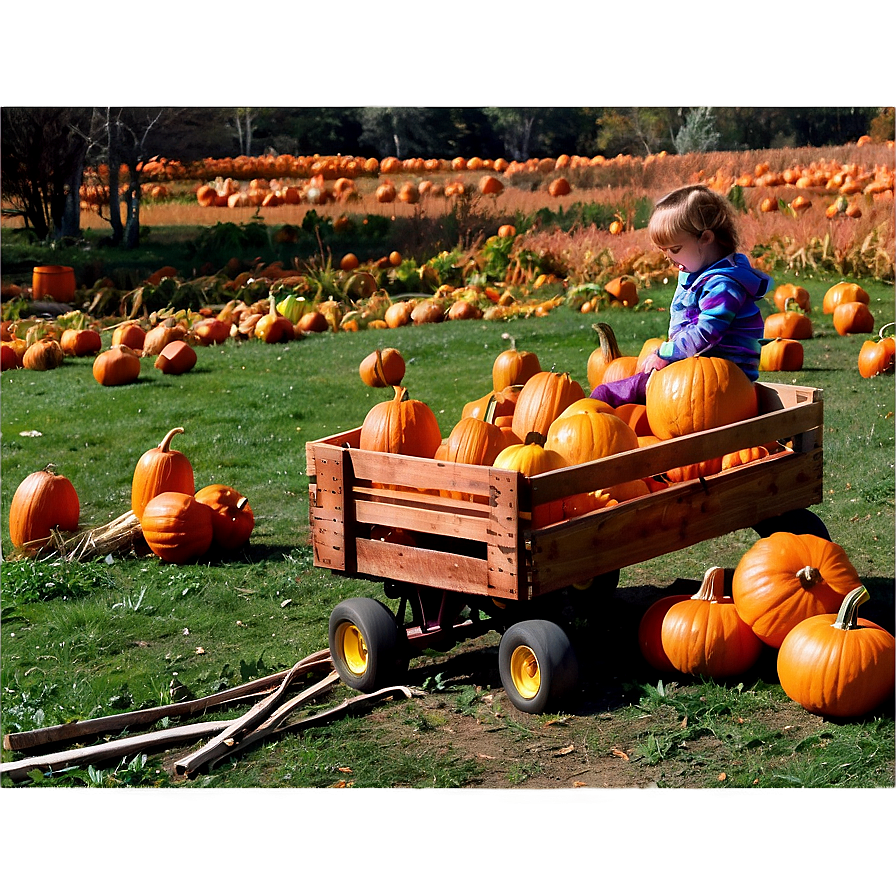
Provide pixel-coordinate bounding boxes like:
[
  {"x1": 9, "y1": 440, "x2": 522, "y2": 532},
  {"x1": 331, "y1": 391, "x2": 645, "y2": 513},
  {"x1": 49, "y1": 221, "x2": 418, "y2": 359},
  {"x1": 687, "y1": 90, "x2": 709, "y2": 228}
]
[
  {"x1": 760, "y1": 337, "x2": 804, "y2": 372},
  {"x1": 93, "y1": 344, "x2": 141, "y2": 386},
  {"x1": 9, "y1": 464, "x2": 80, "y2": 554},
  {"x1": 822, "y1": 281, "x2": 869, "y2": 314},
  {"x1": 511, "y1": 370, "x2": 585, "y2": 441},
  {"x1": 638, "y1": 592, "x2": 691, "y2": 674},
  {"x1": 195, "y1": 484, "x2": 255, "y2": 550},
  {"x1": 60, "y1": 327, "x2": 102, "y2": 357},
  {"x1": 833, "y1": 301, "x2": 874, "y2": 336},
  {"x1": 141, "y1": 491, "x2": 214, "y2": 564},
  {"x1": 645, "y1": 356, "x2": 758, "y2": 440},
  {"x1": 772, "y1": 283, "x2": 811, "y2": 312},
  {"x1": 131, "y1": 427, "x2": 195, "y2": 520},
  {"x1": 763, "y1": 298, "x2": 813, "y2": 340},
  {"x1": 660, "y1": 566, "x2": 764, "y2": 678},
  {"x1": 23, "y1": 338, "x2": 64, "y2": 371},
  {"x1": 858, "y1": 322, "x2": 895, "y2": 377},
  {"x1": 731, "y1": 532, "x2": 862, "y2": 648},
  {"x1": 359, "y1": 347, "x2": 405, "y2": 388},
  {"x1": 155, "y1": 340, "x2": 197, "y2": 375},
  {"x1": 777, "y1": 586, "x2": 895, "y2": 718}
]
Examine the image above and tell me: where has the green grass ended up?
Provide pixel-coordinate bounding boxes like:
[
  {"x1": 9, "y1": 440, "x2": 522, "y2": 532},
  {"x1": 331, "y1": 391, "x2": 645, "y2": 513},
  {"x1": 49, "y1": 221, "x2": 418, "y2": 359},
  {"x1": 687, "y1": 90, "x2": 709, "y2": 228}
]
[{"x1": 1, "y1": 269, "x2": 893, "y2": 789}]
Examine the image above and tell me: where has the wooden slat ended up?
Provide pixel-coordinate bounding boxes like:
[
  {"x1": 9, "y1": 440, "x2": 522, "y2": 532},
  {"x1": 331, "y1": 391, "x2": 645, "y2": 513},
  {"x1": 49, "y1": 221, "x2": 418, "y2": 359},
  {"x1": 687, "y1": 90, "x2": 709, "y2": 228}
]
[
  {"x1": 306, "y1": 427, "x2": 362, "y2": 477},
  {"x1": 355, "y1": 496, "x2": 491, "y2": 541},
  {"x1": 529, "y1": 400, "x2": 822, "y2": 503},
  {"x1": 308, "y1": 443, "x2": 354, "y2": 572},
  {"x1": 526, "y1": 448, "x2": 823, "y2": 596},
  {"x1": 347, "y1": 449, "x2": 493, "y2": 496},
  {"x1": 355, "y1": 539, "x2": 488, "y2": 593},
  {"x1": 487, "y1": 469, "x2": 523, "y2": 600}
]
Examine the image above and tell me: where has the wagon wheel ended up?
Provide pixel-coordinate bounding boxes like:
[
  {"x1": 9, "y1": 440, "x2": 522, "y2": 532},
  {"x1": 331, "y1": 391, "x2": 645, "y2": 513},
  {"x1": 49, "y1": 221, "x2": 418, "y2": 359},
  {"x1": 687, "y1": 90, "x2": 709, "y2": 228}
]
[
  {"x1": 498, "y1": 619, "x2": 579, "y2": 714},
  {"x1": 328, "y1": 597, "x2": 408, "y2": 693},
  {"x1": 753, "y1": 508, "x2": 830, "y2": 540}
]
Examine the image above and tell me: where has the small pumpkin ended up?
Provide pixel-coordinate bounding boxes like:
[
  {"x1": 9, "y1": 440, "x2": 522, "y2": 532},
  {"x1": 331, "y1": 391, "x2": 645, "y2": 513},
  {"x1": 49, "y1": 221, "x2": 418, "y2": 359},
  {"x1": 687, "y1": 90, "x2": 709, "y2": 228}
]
[
  {"x1": 111, "y1": 322, "x2": 146, "y2": 351},
  {"x1": 645, "y1": 356, "x2": 758, "y2": 441},
  {"x1": 511, "y1": 370, "x2": 585, "y2": 441},
  {"x1": 359, "y1": 385, "x2": 442, "y2": 458},
  {"x1": 22, "y1": 338, "x2": 64, "y2": 371},
  {"x1": 760, "y1": 337, "x2": 804, "y2": 372},
  {"x1": 1, "y1": 341, "x2": 20, "y2": 370},
  {"x1": 604, "y1": 276, "x2": 639, "y2": 307},
  {"x1": 191, "y1": 317, "x2": 231, "y2": 346},
  {"x1": 777, "y1": 586, "x2": 895, "y2": 718},
  {"x1": 131, "y1": 427, "x2": 195, "y2": 521},
  {"x1": 195, "y1": 484, "x2": 255, "y2": 550},
  {"x1": 60, "y1": 327, "x2": 102, "y2": 357},
  {"x1": 772, "y1": 283, "x2": 811, "y2": 313},
  {"x1": 256, "y1": 298, "x2": 295, "y2": 341},
  {"x1": 638, "y1": 592, "x2": 691, "y2": 674},
  {"x1": 822, "y1": 281, "x2": 870, "y2": 315},
  {"x1": 8, "y1": 464, "x2": 80, "y2": 554},
  {"x1": 93, "y1": 344, "x2": 141, "y2": 386},
  {"x1": 359, "y1": 347, "x2": 406, "y2": 388},
  {"x1": 613, "y1": 403, "x2": 653, "y2": 436},
  {"x1": 857, "y1": 322, "x2": 895, "y2": 378},
  {"x1": 492, "y1": 339, "x2": 541, "y2": 391},
  {"x1": 731, "y1": 532, "x2": 863, "y2": 648},
  {"x1": 142, "y1": 322, "x2": 186, "y2": 357},
  {"x1": 832, "y1": 301, "x2": 874, "y2": 336},
  {"x1": 141, "y1": 491, "x2": 214, "y2": 564},
  {"x1": 763, "y1": 298, "x2": 813, "y2": 340},
  {"x1": 154, "y1": 340, "x2": 197, "y2": 375},
  {"x1": 660, "y1": 566, "x2": 764, "y2": 678},
  {"x1": 493, "y1": 432, "x2": 567, "y2": 527}
]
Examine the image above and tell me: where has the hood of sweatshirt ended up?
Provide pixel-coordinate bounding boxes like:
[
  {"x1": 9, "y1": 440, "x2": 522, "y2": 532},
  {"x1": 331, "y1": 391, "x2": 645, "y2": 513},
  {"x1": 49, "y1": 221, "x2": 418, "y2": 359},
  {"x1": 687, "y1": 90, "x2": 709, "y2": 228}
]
[{"x1": 681, "y1": 253, "x2": 773, "y2": 300}]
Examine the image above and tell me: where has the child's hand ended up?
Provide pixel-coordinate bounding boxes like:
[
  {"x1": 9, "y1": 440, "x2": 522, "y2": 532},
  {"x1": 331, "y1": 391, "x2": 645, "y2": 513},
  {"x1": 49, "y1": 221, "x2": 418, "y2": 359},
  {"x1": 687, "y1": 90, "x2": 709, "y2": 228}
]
[{"x1": 640, "y1": 352, "x2": 670, "y2": 375}]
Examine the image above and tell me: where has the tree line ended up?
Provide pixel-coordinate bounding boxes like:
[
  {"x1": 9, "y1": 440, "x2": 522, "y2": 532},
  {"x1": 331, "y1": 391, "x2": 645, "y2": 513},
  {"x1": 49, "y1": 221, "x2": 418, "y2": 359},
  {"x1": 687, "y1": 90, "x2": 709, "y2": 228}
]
[{"x1": 2, "y1": 106, "x2": 891, "y2": 245}]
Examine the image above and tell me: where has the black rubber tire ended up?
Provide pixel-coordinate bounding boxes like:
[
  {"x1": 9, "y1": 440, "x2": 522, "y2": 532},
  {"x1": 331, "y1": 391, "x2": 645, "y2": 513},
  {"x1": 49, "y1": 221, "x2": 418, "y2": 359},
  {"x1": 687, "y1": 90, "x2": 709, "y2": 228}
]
[
  {"x1": 498, "y1": 619, "x2": 579, "y2": 714},
  {"x1": 753, "y1": 509, "x2": 830, "y2": 540},
  {"x1": 328, "y1": 597, "x2": 406, "y2": 693}
]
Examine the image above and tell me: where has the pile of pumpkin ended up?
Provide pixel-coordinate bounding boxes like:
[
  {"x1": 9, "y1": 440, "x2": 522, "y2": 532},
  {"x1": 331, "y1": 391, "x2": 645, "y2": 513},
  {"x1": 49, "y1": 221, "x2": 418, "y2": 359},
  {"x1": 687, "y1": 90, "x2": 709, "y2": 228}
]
[
  {"x1": 758, "y1": 280, "x2": 894, "y2": 378},
  {"x1": 357, "y1": 332, "x2": 774, "y2": 526},
  {"x1": 7, "y1": 427, "x2": 254, "y2": 564}
]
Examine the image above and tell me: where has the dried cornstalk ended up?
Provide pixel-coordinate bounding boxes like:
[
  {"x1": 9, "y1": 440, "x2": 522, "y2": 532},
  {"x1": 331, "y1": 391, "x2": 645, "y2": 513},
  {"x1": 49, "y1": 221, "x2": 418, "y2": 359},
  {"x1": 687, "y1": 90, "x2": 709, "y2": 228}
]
[{"x1": 39, "y1": 509, "x2": 144, "y2": 562}]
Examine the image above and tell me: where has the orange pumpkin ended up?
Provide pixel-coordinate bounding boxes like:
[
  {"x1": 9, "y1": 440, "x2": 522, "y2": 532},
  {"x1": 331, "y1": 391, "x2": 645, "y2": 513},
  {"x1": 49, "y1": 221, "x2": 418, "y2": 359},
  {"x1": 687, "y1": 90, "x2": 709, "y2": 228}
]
[
  {"x1": 154, "y1": 340, "x2": 197, "y2": 375},
  {"x1": 111, "y1": 322, "x2": 146, "y2": 351},
  {"x1": 359, "y1": 385, "x2": 442, "y2": 458},
  {"x1": 777, "y1": 586, "x2": 895, "y2": 718},
  {"x1": 492, "y1": 341, "x2": 541, "y2": 391},
  {"x1": 191, "y1": 317, "x2": 231, "y2": 346},
  {"x1": 359, "y1": 347, "x2": 406, "y2": 388},
  {"x1": 614, "y1": 403, "x2": 653, "y2": 436},
  {"x1": 493, "y1": 432, "x2": 567, "y2": 527},
  {"x1": 833, "y1": 301, "x2": 874, "y2": 336},
  {"x1": 763, "y1": 299, "x2": 813, "y2": 340},
  {"x1": 760, "y1": 338, "x2": 804, "y2": 372},
  {"x1": 721, "y1": 445, "x2": 770, "y2": 470},
  {"x1": 195, "y1": 484, "x2": 255, "y2": 550},
  {"x1": 462, "y1": 385, "x2": 521, "y2": 421},
  {"x1": 638, "y1": 592, "x2": 691, "y2": 674},
  {"x1": 60, "y1": 328, "x2": 102, "y2": 357},
  {"x1": 511, "y1": 371, "x2": 585, "y2": 441},
  {"x1": 141, "y1": 491, "x2": 214, "y2": 564},
  {"x1": 604, "y1": 276, "x2": 639, "y2": 307},
  {"x1": 822, "y1": 281, "x2": 870, "y2": 314},
  {"x1": 544, "y1": 407, "x2": 639, "y2": 466},
  {"x1": 661, "y1": 567, "x2": 764, "y2": 678},
  {"x1": 8, "y1": 464, "x2": 80, "y2": 554},
  {"x1": 22, "y1": 338, "x2": 64, "y2": 371},
  {"x1": 731, "y1": 532, "x2": 863, "y2": 648},
  {"x1": 131, "y1": 427, "x2": 195, "y2": 521},
  {"x1": 646, "y1": 356, "x2": 758, "y2": 440},
  {"x1": 93, "y1": 344, "x2": 141, "y2": 386},
  {"x1": 772, "y1": 283, "x2": 811, "y2": 312},
  {"x1": 857, "y1": 323, "x2": 895, "y2": 377},
  {"x1": 586, "y1": 322, "x2": 624, "y2": 389}
]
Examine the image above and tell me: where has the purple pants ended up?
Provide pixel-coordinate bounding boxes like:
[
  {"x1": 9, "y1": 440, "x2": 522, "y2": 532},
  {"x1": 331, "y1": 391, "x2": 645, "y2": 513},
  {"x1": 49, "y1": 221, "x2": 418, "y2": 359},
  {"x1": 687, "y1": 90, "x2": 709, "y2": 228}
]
[{"x1": 590, "y1": 371, "x2": 652, "y2": 408}]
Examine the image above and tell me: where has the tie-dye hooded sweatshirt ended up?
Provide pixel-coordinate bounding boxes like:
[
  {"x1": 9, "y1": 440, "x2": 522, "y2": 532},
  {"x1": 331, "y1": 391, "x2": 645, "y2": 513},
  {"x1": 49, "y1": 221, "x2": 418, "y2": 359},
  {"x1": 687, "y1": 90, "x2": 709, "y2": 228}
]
[{"x1": 656, "y1": 253, "x2": 771, "y2": 381}]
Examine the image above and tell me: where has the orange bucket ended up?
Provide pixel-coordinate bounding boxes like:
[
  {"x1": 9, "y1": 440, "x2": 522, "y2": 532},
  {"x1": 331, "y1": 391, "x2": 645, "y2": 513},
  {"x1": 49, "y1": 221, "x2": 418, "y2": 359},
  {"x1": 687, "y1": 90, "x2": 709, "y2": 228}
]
[{"x1": 32, "y1": 265, "x2": 76, "y2": 302}]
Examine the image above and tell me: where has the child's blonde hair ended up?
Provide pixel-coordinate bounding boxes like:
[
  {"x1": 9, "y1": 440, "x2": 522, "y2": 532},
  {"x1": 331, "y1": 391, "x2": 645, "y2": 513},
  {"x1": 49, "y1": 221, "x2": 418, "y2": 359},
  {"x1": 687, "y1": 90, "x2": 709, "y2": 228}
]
[{"x1": 648, "y1": 185, "x2": 740, "y2": 256}]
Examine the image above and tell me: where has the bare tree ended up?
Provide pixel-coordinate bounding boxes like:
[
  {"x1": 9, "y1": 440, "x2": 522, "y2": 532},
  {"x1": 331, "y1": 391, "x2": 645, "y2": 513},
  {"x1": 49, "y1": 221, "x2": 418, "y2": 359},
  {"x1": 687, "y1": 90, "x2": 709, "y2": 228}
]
[
  {"x1": 483, "y1": 108, "x2": 540, "y2": 160},
  {"x1": 233, "y1": 108, "x2": 256, "y2": 156}
]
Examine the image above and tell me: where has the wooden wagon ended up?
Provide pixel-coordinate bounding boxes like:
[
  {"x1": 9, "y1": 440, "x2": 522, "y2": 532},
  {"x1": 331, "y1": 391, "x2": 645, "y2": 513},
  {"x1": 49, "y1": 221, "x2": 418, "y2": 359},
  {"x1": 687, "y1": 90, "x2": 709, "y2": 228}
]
[{"x1": 306, "y1": 382, "x2": 825, "y2": 712}]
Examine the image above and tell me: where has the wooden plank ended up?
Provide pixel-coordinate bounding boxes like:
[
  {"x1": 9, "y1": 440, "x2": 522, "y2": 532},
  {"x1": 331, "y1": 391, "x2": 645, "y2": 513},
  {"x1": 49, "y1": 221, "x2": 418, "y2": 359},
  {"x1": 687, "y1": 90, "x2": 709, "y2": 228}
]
[
  {"x1": 355, "y1": 496, "x2": 491, "y2": 541},
  {"x1": 529, "y1": 400, "x2": 822, "y2": 503},
  {"x1": 355, "y1": 539, "x2": 489, "y2": 593},
  {"x1": 309, "y1": 443, "x2": 354, "y2": 572},
  {"x1": 526, "y1": 448, "x2": 823, "y2": 595},
  {"x1": 347, "y1": 449, "x2": 493, "y2": 497},
  {"x1": 487, "y1": 469, "x2": 523, "y2": 600}
]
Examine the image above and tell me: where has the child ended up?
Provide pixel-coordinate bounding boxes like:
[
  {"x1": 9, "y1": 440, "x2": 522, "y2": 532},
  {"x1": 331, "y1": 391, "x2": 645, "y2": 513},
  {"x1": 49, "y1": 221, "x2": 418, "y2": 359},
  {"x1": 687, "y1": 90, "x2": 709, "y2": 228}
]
[{"x1": 591, "y1": 184, "x2": 771, "y2": 407}]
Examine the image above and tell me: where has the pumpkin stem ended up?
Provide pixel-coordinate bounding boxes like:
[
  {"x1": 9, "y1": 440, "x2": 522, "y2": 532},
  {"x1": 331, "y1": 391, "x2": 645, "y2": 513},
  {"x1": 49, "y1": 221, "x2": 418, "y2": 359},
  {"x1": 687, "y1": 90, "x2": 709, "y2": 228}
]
[
  {"x1": 484, "y1": 393, "x2": 499, "y2": 425},
  {"x1": 158, "y1": 427, "x2": 185, "y2": 452},
  {"x1": 524, "y1": 431, "x2": 546, "y2": 447},
  {"x1": 236, "y1": 496, "x2": 249, "y2": 511},
  {"x1": 392, "y1": 384, "x2": 408, "y2": 403},
  {"x1": 43, "y1": 463, "x2": 58, "y2": 475},
  {"x1": 796, "y1": 565, "x2": 823, "y2": 589},
  {"x1": 783, "y1": 297, "x2": 804, "y2": 314},
  {"x1": 692, "y1": 566, "x2": 725, "y2": 601},
  {"x1": 501, "y1": 332, "x2": 517, "y2": 352},
  {"x1": 878, "y1": 322, "x2": 895, "y2": 340},
  {"x1": 591, "y1": 322, "x2": 622, "y2": 361},
  {"x1": 832, "y1": 585, "x2": 869, "y2": 631}
]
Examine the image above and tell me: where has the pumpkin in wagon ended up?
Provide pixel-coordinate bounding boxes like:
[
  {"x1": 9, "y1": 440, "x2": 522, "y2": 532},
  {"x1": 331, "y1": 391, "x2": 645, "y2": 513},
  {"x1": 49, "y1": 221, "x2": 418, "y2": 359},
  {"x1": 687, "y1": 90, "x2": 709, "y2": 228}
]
[{"x1": 359, "y1": 385, "x2": 442, "y2": 459}]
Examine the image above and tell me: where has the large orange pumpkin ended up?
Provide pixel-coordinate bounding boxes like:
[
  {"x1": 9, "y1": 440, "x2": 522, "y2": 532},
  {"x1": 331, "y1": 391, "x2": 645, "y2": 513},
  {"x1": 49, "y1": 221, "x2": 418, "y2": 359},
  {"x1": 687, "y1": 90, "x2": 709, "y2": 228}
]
[
  {"x1": 760, "y1": 337, "x2": 804, "y2": 372},
  {"x1": 359, "y1": 385, "x2": 442, "y2": 458},
  {"x1": 833, "y1": 301, "x2": 874, "y2": 336},
  {"x1": 93, "y1": 344, "x2": 141, "y2": 386},
  {"x1": 8, "y1": 464, "x2": 80, "y2": 554},
  {"x1": 141, "y1": 491, "x2": 214, "y2": 564},
  {"x1": 544, "y1": 407, "x2": 639, "y2": 466},
  {"x1": 822, "y1": 281, "x2": 870, "y2": 314},
  {"x1": 777, "y1": 586, "x2": 895, "y2": 718},
  {"x1": 131, "y1": 427, "x2": 195, "y2": 521},
  {"x1": 731, "y1": 532, "x2": 863, "y2": 648},
  {"x1": 763, "y1": 300, "x2": 813, "y2": 340},
  {"x1": 857, "y1": 323, "x2": 895, "y2": 377},
  {"x1": 660, "y1": 567, "x2": 764, "y2": 678},
  {"x1": 511, "y1": 371, "x2": 585, "y2": 441},
  {"x1": 645, "y1": 356, "x2": 758, "y2": 440}
]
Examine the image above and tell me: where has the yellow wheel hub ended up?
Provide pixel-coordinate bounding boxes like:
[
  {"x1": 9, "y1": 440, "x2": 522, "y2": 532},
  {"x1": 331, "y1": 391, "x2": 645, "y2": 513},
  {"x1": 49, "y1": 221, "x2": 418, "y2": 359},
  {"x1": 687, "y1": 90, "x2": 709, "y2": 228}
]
[
  {"x1": 509, "y1": 645, "x2": 541, "y2": 700},
  {"x1": 338, "y1": 622, "x2": 369, "y2": 676}
]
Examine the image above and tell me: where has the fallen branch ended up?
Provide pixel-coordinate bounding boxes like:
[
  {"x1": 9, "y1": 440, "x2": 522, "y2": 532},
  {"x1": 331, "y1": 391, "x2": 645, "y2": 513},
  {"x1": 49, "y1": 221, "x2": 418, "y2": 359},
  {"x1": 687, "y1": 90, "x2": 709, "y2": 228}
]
[{"x1": 3, "y1": 649, "x2": 333, "y2": 753}]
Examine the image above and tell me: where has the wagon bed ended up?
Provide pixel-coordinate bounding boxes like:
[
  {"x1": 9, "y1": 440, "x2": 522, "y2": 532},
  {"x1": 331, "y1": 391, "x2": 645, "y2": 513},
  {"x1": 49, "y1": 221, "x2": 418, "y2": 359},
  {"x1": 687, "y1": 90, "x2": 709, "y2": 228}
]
[{"x1": 306, "y1": 381, "x2": 824, "y2": 603}]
